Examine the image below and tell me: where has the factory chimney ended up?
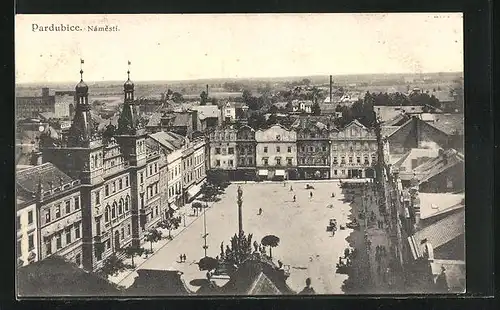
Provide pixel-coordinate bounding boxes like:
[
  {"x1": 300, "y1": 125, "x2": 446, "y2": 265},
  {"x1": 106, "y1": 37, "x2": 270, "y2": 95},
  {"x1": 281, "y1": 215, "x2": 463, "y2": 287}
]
[
  {"x1": 329, "y1": 75, "x2": 333, "y2": 104},
  {"x1": 206, "y1": 84, "x2": 209, "y2": 97}
]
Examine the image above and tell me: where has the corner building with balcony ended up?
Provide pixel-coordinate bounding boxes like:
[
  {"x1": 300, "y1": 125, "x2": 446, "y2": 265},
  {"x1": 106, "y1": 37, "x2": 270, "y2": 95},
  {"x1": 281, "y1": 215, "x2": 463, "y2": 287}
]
[
  {"x1": 329, "y1": 120, "x2": 378, "y2": 179},
  {"x1": 39, "y1": 66, "x2": 159, "y2": 271}
]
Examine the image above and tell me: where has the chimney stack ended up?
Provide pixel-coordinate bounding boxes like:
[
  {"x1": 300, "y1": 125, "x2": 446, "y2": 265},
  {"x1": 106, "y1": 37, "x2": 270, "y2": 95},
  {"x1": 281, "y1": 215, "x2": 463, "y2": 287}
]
[
  {"x1": 206, "y1": 84, "x2": 209, "y2": 97},
  {"x1": 329, "y1": 75, "x2": 333, "y2": 104}
]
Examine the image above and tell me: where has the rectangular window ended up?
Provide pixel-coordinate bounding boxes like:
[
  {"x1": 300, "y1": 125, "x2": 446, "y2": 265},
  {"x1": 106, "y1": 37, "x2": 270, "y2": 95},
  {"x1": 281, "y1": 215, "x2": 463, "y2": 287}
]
[
  {"x1": 228, "y1": 160, "x2": 234, "y2": 167},
  {"x1": 140, "y1": 173, "x2": 144, "y2": 184},
  {"x1": 112, "y1": 182, "x2": 116, "y2": 193},
  {"x1": 45, "y1": 211, "x2": 51, "y2": 224},
  {"x1": 287, "y1": 146, "x2": 292, "y2": 153},
  {"x1": 95, "y1": 191, "x2": 100, "y2": 205},
  {"x1": 16, "y1": 215, "x2": 21, "y2": 230},
  {"x1": 55, "y1": 205, "x2": 61, "y2": 218},
  {"x1": 149, "y1": 165, "x2": 153, "y2": 175},
  {"x1": 341, "y1": 170, "x2": 345, "y2": 175},
  {"x1": 105, "y1": 184, "x2": 109, "y2": 196},
  {"x1": 287, "y1": 158, "x2": 293, "y2": 166},
  {"x1": 264, "y1": 146, "x2": 268, "y2": 153},
  {"x1": 372, "y1": 155, "x2": 376, "y2": 163},
  {"x1": 56, "y1": 234, "x2": 62, "y2": 249},
  {"x1": 121, "y1": 228, "x2": 125, "y2": 240},
  {"x1": 28, "y1": 234, "x2": 34, "y2": 250},
  {"x1": 125, "y1": 176, "x2": 129, "y2": 187},
  {"x1": 341, "y1": 157, "x2": 346, "y2": 164},
  {"x1": 127, "y1": 224, "x2": 131, "y2": 235},
  {"x1": 74, "y1": 197, "x2": 80, "y2": 210},
  {"x1": 215, "y1": 147, "x2": 221, "y2": 154},
  {"x1": 333, "y1": 156, "x2": 338, "y2": 164},
  {"x1": 96, "y1": 218, "x2": 101, "y2": 236},
  {"x1": 364, "y1": 157, "x2": 369, "y2": 164},
  {"x1": 45, "y1": 239, "x2": 52, "y2": 255},
  {"x1": 65, "y1": 200, "x2": 71, "y2": 214},
  {"x1": 216, "y1": 160, "x2": 221, "y2": 167},
  {"x1": 349, "y1": 157, "x2": 353, "y2": 163},
  {"x1": 322, "y1": 146, "x2": 327, "y2": 152},
  {"x1": 276, "y1": 146, "x2": 280, "y2": 153},
  {"x1": 76, "y1": 254, "x2": 81, "y2": 266},
  {"x1": 249, "y1": 158, "x2": 253, "y2": 165},
  {"x1": 28, "y1": 211, "x2": 33, "y2": 225},
  {"x1": 228, "y1": 147, "x2": 234, "y2": 154},
  {"x1": 66, "y1": 229, "x2": 71, "y2": 244},
  {"x1": 334, "y1": 170, "x2": 338, "y2": 176},
  {"x1": 75, "y1": 224, "x2": 80, "y2": 239},
  {"x1": 301, "y1": 146, "x2": 305, "y2": 152},
  {"x1": 263, "y1": 158, "x2": 268, "y2": 166},
  {"x1": 276, "y1": 158, "x2": 281, "y2": 166},
  {"x1": 119, "y1": 179, "x2": 123, "y2": 190},
  {"x1": 357, "y1": 157, "x2": 361, "y2": 164},
  {"x1": 17, "y1": 240, "x2": 22, "y2": 257}
]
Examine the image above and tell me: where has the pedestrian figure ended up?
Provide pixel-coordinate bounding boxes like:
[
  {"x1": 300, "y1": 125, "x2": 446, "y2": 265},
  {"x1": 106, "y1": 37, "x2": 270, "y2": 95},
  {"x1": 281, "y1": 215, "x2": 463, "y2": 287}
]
[
  {"x1": 290, "y1": 186, "x2": 293, "y2": 192},
  {"x1": 293, "y1": 195, "x2": 296, "y2": 202},
  {"x1": 310, "y1": 191, "x2": 313, "y2": 199},
  {"x1": 299, "y1": 278, "x2": 316, "y2": 295},
  {"x1": 278, "y1": 260, "x2": 283, "y2": 268},
  {"x1": 183, "y1": 254, "x2": 186, "y2": 262},
  {"x1": 331, "y1": 192, "x2": 335, "y2": 198},
  {"x1": 258, "y1": 208, "x2": 263, "y2": 215},
  {"x1": 180, "y1": 254, "x2": 183, "y2": 263}
]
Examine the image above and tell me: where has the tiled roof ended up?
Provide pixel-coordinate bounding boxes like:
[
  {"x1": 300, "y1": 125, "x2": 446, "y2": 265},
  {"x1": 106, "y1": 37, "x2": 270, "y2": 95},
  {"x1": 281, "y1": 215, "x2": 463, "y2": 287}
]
[
  {"x1": 418, "y1": 193, "x2": 465, "y2": 220},
  {"x1": 172, "y1": 113, "x2": 192, "y2": 127},
  {"x1": 17, "y1": 256, "x2": 119, "y2": 297},
  {"x1": 146, "y1": 112, "x2": 162, "y2": 127},
  {"x1": 431, "y1": 91, "x2": 455, "y2": 103},
  {"x1": 414, "y1": 210, "x2": 464, "y2": 250},
  {"x1": 221, "y1": 258, "x2": 295, "y2": 295},
  {"x1": 191, "y1": 105, "x2": 220, "y2": 120},
  {"x1": 413, "y1": 149, "x2": 464, "y2": 184},
  {"x1": 430, "y1": 259, "x2": 466, "y2": 292},
  {"x1": 381, "y1": 125, "x2": 401, "y2": 138},
  {"x1": 384, "y1": 113, "x2": 411, "y2": 126},
  {"x1": 149, "y1": 131, "x2": 185, "y2": 151},
  {"x1": 393, "y1": 148, "x2": 440, "y2": 176},
  {"x1": 126, "y1": 269, "x2": 192, "y2": 296},
  {"x1": 374, "y1": 106, "x2": 424, "y2": 123},
  {"x1": 16, "y1": 163, "x2": 74, "y2": 196},
  {"x1": 424, "y1": 113, "x2": 464, "y2": 136}
]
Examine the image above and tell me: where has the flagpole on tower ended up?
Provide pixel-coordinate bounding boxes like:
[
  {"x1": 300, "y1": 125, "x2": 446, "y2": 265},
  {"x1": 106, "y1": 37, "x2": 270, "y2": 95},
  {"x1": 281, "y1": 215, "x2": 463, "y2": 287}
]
[
  {"x1": 80, "y1": 59, "x2": 84, "y2": 80},
  {"x1": 127, "y1": 60, "x2": 131, "y2": 79}
]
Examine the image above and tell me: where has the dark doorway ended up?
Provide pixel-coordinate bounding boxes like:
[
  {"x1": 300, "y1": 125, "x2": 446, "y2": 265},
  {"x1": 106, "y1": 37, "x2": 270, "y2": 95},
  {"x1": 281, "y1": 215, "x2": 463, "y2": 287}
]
[
  {"x1": 365, "y1": 168, "x2": 375, "y2": 178},
  {"x1": 114, "y1": 231, "x2": 120, "y2": 252}
]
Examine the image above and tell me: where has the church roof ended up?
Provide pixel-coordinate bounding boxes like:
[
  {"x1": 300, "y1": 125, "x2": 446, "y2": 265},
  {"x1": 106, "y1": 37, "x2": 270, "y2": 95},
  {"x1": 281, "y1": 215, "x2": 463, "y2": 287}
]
[
  {"x1": 17, "y1": 256, "x2": 119, "y2": 297},
  {"x1": 125, "y1": 269, "x2": 192, "y2": 296}
]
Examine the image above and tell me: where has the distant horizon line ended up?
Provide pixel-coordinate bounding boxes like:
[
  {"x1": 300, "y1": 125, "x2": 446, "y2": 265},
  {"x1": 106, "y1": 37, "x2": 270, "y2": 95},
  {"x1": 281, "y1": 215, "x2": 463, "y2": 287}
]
[{"x1": 17, "y1": 71, "x2": 464, "y2": 86}]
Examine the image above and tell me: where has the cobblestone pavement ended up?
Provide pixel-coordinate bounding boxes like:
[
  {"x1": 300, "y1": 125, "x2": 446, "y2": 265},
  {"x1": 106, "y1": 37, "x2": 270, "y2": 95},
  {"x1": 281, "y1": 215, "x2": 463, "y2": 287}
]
[{"x1": 110, "y1": 181, "x2": 355, "y2": 294}]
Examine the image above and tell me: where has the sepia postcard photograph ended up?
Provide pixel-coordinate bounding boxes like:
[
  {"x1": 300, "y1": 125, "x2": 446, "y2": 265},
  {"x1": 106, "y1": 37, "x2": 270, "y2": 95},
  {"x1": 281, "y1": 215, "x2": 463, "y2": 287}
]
[{"x1": 15, "y1": 13, "x2": 465, "y2": 297}]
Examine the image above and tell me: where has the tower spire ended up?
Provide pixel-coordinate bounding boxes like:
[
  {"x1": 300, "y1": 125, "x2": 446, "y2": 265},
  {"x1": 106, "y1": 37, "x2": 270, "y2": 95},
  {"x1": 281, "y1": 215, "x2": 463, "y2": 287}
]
[
  {"x1": 127, "y1": 60, "x2": 131, "y2": 80},
  {"x1": 80, "y1": 59, "x2": 84, "y2": 81}
]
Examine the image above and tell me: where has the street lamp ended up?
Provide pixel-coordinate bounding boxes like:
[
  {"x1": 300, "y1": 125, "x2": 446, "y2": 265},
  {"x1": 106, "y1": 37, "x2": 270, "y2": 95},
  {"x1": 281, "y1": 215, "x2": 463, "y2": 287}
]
[{"x1": 202, "y1": 202, "x2": 209, "y2": 257}]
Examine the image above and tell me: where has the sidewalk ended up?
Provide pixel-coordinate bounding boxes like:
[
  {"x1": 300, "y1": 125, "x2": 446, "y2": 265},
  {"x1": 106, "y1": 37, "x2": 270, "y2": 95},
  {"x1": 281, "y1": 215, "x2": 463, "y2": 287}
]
[
  {"x1": 108, "y1": 201, "x2": 215, "y2": 286},
  {"x1": 362, "y1": 186, "x2": 393, "y2": 293}
]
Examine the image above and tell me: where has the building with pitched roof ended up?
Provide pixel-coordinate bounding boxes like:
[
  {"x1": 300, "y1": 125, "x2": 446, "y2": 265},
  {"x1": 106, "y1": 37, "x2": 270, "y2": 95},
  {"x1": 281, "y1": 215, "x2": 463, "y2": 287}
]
[
  {"x1": 17, "y1": 163, "x2": 83, "y2": 267},
  {"x1": 125, "y1": 269, "x2": 192, "y2": 296},
  {"x1": 190, "y1": 105, "x2": 221, "y2": 131},
  {"x1": 255, "y1": 124, "x2": 297, "y2": 180},
  {"x1": 235, "y1": 125, "x2": 257, "y2": 180},
  {"x1": 37, "y1": 64, "x2": 162, "y2": 271},
  {"x1": 329, "y1": 120, "x2": 378, "y2": 179},
  {"x1": 293, "y1": 118, "x2": 332, "y2": 179}
]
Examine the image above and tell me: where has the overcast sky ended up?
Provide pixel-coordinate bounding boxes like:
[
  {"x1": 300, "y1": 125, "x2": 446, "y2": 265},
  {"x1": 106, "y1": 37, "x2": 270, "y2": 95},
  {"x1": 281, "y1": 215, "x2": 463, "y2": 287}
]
[{"x1": 15, "y1": 13, "x2": 463, "y2": 83}]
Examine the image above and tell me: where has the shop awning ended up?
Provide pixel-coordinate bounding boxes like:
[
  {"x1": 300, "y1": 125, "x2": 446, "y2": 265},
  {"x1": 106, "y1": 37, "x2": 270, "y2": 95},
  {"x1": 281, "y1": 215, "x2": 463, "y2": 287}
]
[
  {"x1": 169, "y1": 203, "x2": 178, "y2": 211},
  {"x1": 275, "y1": 170, "x2": 285, "y2": 176},
  {"x1": 187, "y1": 184, "x2": 202, "y2": 198},
  {"x1": 258, "y1": 169, "x2": 268, "y2": 176}
]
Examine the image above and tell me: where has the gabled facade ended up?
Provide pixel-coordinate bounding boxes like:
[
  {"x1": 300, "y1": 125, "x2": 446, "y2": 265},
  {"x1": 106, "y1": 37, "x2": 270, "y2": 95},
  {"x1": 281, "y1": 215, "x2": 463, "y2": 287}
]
[
  {"x1": 208, "y1": 127, "x2": 238, "y2": 174},
  {"x1": 329, "y1": 120, "x2": 378, "y2": 179},
  {"x1": 235, "y1": 125, "x2": 257, "y2": 180},
  {"x1": 294, "y1": 119, "x2": 331, "y2": 179}
]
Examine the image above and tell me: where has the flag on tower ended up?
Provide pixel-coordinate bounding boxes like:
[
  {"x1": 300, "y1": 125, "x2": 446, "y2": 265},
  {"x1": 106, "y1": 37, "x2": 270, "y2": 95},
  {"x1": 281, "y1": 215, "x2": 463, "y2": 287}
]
[
  {"x1": 81, "y1": 59, "x2": 84, "y2": 64},
  {"x1": 128, "y1": 60, "x2": 131, "y2": 65}
]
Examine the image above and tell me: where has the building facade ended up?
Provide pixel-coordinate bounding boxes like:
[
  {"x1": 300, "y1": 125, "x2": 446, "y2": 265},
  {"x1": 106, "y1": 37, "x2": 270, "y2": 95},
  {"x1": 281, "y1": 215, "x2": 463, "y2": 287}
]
[
  {"x1": 255, "y1": 124, "x2": 297, "y2": 180},
  {"x1": 208, "y1": 127, "x2": 238, "y2": 178},
  {"x1": 235, "y1": 125, "x2": 256, "y2": 180},
  {"x1": 330, "y1": 120, "x2": 378, "y2": 179},
  {"x1": 294, "y1": 119, "x2": 331, "y2": 179},
  {"x1": 16, "y1": 200, "x2": 38, "y2": 267}
]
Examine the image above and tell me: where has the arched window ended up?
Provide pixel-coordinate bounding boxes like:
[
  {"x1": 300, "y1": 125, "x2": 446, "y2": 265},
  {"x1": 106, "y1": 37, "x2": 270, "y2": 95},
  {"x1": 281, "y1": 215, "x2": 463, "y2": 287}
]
[
  {"x1": 119, "y1": 199, "x2": 124, "y2": 215},
  {"x1": 94, "y1": 156, "x2": 98, "y2": 169},
  {"x1": 105, "y1": 205, "x2": 110, "y2": 222},
  {"x1": 125, "y1": 196, "x2": 130, "y2": 212},
  {"x1": 90, "y1": 155, "x2": 94, "y2": 169},
  {"x1": 112, "y1": 202, "x2": 117, "y2": 218}
]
